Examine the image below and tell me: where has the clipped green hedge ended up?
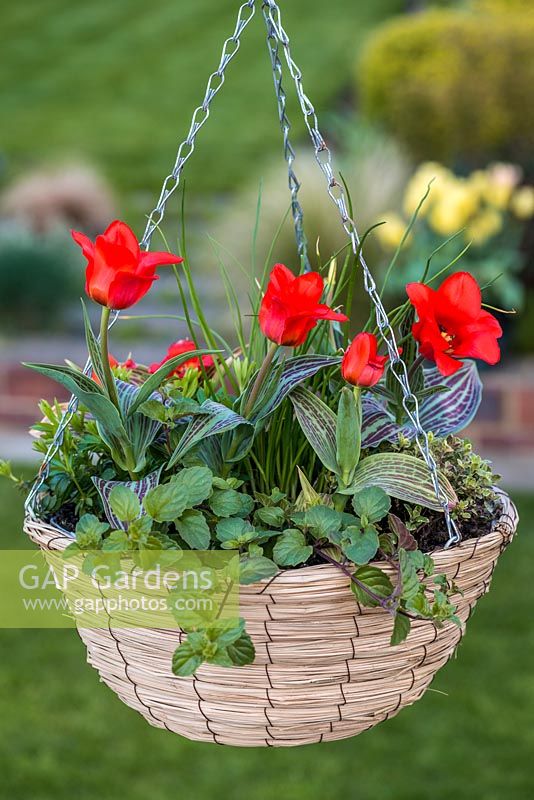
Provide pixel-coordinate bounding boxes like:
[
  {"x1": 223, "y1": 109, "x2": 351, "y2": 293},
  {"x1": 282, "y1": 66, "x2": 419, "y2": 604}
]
[{"x1": 358, "y1": 9, "x2": 534, "y2": 164}]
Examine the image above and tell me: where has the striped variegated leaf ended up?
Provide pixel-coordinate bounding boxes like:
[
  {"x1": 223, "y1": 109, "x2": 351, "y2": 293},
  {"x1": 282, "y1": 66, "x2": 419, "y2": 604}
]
[
  {"x1": 245, "y1": 355, "x2": 341, "y2": 423},
  {"x1": 168, "y1": 401, "x2": 252, "y2": 468},
  {"x1": 361, "y1": 396, "x2": 412, "y2": 449},
  {"x1": 116, "y1": 381, "x2": 163, "y2": 473},
  {"x1": 361, "y1": 361, "x2": 483, "y2": 448},
  {"x1": 419, "y1": 360, "x2": 482, "y2": 436},
  {"x1": 289, "y1": 386, "x2": 338, "y2": 474},
  {"x1": 93, "y1": 468, "x2": 163, "y2": 529},
  {"x1": 342, "y1": 453, "x2": 457, "y2": 511}
]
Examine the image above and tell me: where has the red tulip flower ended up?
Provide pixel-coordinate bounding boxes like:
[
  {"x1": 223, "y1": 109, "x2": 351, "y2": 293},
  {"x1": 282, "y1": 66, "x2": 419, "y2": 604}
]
[
  {"x1": 149, "y1": 340, "x2": 215, "y2": 378},
  {"x1": 342, "y1": 333, "x2": 388, "y2": 387},
  {"x1": 72, "y1": 220, "x2": 183, "y2": 310},
  {"x1": 259, "y1": 263, "x2": 348, "y2": 347},
  {"x1": 406, "y1": 271, "x2": 502, "y2": 376}
]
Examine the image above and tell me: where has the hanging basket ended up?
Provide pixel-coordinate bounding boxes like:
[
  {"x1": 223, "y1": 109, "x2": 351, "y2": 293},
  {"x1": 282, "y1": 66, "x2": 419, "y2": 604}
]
[{"x1": 24, "y1": 490, "x2": 517, "y2": 747}]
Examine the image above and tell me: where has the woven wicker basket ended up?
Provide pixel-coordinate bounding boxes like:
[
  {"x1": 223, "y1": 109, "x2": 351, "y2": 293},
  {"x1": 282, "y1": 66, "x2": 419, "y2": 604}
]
[{"x1": 24, "y1": 490, "x2": 517, "y2": 747}]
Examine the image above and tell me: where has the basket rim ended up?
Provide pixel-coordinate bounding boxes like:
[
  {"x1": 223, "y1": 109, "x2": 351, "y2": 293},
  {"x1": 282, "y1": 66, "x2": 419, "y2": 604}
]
[{"x1": 23, "y1": 488, "x2": 518, "y2": 585}]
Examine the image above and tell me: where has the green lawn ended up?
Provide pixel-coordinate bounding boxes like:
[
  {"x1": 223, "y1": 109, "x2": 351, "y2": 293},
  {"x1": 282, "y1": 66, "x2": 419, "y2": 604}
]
[
  {"x1": 0, "y1": 475, "x2": 533, "y2": 799},
  {"x1": 1, "y1": 0, "x2": 403, "y2": 206}
]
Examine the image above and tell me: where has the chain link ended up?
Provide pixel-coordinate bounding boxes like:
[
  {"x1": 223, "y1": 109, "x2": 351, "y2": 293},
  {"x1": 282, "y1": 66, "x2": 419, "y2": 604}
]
[
  {"x1": 140, "y1": 0, "x2": 257, "y2": 250},
  {"x1": 261, "y1": 0, "x2": 460, "y2": 546},
  {"x1": 262, "y1": 4, "x2": 309, "y2": 271}
]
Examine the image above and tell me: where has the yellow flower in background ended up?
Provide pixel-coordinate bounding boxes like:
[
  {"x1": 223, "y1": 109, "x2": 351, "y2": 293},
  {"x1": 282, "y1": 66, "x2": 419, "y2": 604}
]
[
  {"x1": 510, "y1": 186, "x2": 534, "y2": 220},
  {"x1": 465, "y1": 207, "x2": 503, "y2": 246},
  {"x1": 428, "y1": 181, "x2": 479, "y2": 236},
  {"x1": 484, "y1": 162, "x2": 522, "y2": 209},
  {"x1": 469, "y1": 170, "x2": 491, "y2": 200},
  {"x1": 375, "y1": 212, "x2": 412, "y2": 252},
  {"x1": 403, "y1": 162, "x2": 453, "y2": 217}
]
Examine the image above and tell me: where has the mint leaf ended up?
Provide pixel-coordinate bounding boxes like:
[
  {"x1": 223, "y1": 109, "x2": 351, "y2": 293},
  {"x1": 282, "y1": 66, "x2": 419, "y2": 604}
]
[
  {"x1": 352, "y1": 486, "x2": 391, "y2": 524},
  {"x1": 172, "y1": 640, "x2": 203, "y2": 676},
  {"x1": 216, "y1": 518, "x2": 256, "y2": 547},
  {"x1": 303, "y1": 505, "x2": 343, "y2": 538},
  {"x1": 227, "y1": 631, "x2": 255, "y2": 666},
  {"x1": 273, "y1": 530, "x2": 313, "y2": 567},
  {"x1": 239, "y1": 555, "x2": 278, "y2": 585},
  {"x1": 102, "y1": 530, "x2": 130, "y2": 552},
  {"x1": 351, "y1": 565, "x2": 394, "y2": 607},
  {"x1": 138, "y1": 399, "x2": 168, "y2": 423},
  {"x1": 342, "y1": 525, "x2": 379, "y2": 565},
  {"x1": 255, "y1": 506, "x2": 285, "y2": 528},
  {"x1": 75, "y1": 514, "x2": 109, "y2": 549},
  {"x1": 391, "y1": 611, "x2": 411, "y2": 645},
  {"x1": 399, "y1": 548, "x2": 421, "y2": 601},
  {"x1": 171, "y1": 466, "x2": 213, "y2": 508},
  {"x1": 143, "y1": 482, "x2": 188, "y2": 522},
  {"x1": 108, "y1": 485, "x2": 141, "y2": 523},
  {"x1": 209, "y1": 489, "x2": 254, "y2": 518},
  {"x1": 176, "y1": 509, "x2": 211, "y2": 549}
]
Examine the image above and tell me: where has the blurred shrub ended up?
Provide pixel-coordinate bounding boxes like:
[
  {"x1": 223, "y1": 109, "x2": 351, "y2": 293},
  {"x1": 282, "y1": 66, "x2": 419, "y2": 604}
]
[
  {"x1": 1, "y1": 163, "x2": 116, "y2": 236},
  {"x1": 0, "y1": 222, "x2": 82, "y2": 333},
  {"x1": 358, "y1": 9, "x2": 534, "y2": 166}
]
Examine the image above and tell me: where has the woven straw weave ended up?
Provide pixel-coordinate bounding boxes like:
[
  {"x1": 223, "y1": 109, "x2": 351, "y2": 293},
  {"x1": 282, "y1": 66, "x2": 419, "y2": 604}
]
[{"x1": 24, "y1": 489, "x2": 517, "y2": 747}]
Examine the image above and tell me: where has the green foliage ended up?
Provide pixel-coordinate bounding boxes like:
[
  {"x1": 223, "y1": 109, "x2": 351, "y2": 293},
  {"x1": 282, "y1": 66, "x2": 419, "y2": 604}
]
[
  {"x1": 394, "y1": 434, "x2": 502, "y2": 525},
  {"x1": 359, "y1": 9, "x2": 534, "y2": 165},
  {"x1": 0, "y1": 224, "x2": 81, "y2": 333},
  {"x1": 172, "y1": 618, "x2": 255, "y2": 677},
  {"x1": 273, "y1": 530, "x2": 313, "y2": 567}
]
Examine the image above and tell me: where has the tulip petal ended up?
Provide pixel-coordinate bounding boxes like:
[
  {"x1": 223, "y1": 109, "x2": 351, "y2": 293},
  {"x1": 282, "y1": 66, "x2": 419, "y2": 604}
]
[
  {"x1": 434, "y1": 349, "x2": 462, "y2": 376},
  {"x1": 139, "y1": 251, "x2": 184, "y2": 273},
  {"x1": 313, "y1": 304, "x2": 349, "y2": 323},
  {"x1": 269, "y1": 264, "x2": 296, "y2": 294},
  {"x1": 107, "y1": 273, "x2": 157, "y2": 310},
  {"x1": 292, "y1": 271, "x2": 324, "y2": 305},
  {"x1": 406, "y1": 282, "x2": 435, "y2": 317},
  {"x1": 104, "y1": 220, "x2": 140, "y2": 258},
  {"x1": 71, "y1": 230, "x2": 95, "y2": 261},
  {"x1": 454, "y1": 330, "x2": 501, "y2": 364},
  {"x1": 438, "y1": 271, "x2": 481, "y2": 320}
]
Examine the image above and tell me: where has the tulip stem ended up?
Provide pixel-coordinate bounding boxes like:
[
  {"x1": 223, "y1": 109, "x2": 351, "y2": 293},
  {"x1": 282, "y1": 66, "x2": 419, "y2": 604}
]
[
  {"x1": 99, "y1": 306, "x2": 120, "y2": 409},
  {"x1": 243, "y1": 343, "x2": 278, "y2": 418}
]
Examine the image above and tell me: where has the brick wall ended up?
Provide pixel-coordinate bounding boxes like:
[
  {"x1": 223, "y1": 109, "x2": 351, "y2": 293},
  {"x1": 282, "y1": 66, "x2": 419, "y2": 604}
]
[
  {"x1": 0, "y1": 365, "x2": 69, "y2": 428},
  {"x1": 465, "y1": 359, "x2": 534, "y2": 452}
]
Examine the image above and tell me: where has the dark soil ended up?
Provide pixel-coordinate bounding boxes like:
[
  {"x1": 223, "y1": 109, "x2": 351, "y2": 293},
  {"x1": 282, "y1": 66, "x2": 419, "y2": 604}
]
[
  {"x1": 392, "y1": 495, "x2": 504, "y2": 553},
  {"x1": 50, "y1": 504, "x2": 78, "y2": 534}
]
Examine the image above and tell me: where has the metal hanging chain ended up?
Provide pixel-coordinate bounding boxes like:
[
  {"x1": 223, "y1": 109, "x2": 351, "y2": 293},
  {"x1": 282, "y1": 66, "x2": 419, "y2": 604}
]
[
  {"x1": 140, "y1": 0, "x2": 257, "y2": 250},
  {"x1": 261, "y1": 0, "x2": 460, "y2": 547},
  {"x1": 28, "y1": 0, "x2": 460, "y2": 547},
  {"x1": 26, "y1": 1, "x2": 257, "y2": 519},
  {"x1": 262, "y1": 4, "x2": 309, "y2": 271}
]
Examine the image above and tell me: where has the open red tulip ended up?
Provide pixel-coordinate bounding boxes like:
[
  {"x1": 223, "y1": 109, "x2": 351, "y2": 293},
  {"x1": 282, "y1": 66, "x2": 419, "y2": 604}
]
[
  {"x1": 342, "y1": 332, "x2": 388, "y2": 387},
  {"x1": 259, "y1": 264, "x2": 348, "y2": 347},
  {"x1": 149, "y1": 340, "x2": 215, "y2": 378},
  {"x1": 406, "y1": 271, "x2": 502, "y2": 376},
  {"x1": 72, "y1": 220, "x2": 183, "y2": 310}
]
